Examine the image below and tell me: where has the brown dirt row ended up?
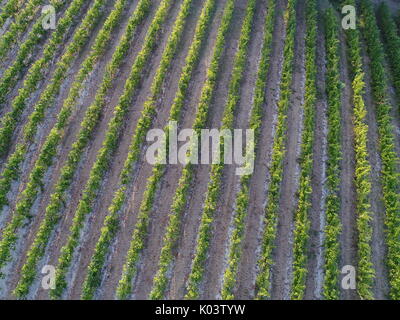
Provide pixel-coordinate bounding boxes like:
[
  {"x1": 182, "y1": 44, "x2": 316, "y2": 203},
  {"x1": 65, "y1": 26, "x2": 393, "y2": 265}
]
[
  {"x1": 147, "y1": 0, "x2": 229, "y2": 300},
  {"x1": 338, "y1": 24, "x2": 358, "y2": 301},
  {"x1": 126, "y1": 0, "x2": 230, "y2": 300},
  {"x1": 304, "y1": 4, "x2": 328, "y2": 300},
  {"x1": 270, "y1": 0, "x2": 306, "y2": 300},
  {"x1": 234, "y1": 0, "x2": 288, "y2": 300},
  {"x1": 95, "y1": 0, "x2": 229, "y2": 299},
  {"x1": 123, "y1": 0, "x2": 250, "y2": 299}
]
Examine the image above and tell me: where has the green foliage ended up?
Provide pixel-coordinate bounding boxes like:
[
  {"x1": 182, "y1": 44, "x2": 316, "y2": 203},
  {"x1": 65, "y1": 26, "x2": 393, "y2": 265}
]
[
  {"x1": 0, "y1": 0, "x2": 89, "y2": 154},
  {"x1": 255, "y1": 0, "x2": 297, "y2": 300},
  {"x1": 94, "y1": 0, "x2": 219, "y2": 301},
  {"x1": 50, "y1": 0, "x2": 178, "y2": 300},
  {"x1": 80, "y1": 0, "x2": 215, "y2": 300},
  {"x1": 341, "y1": 0, "x2": 374, "y2": 300},
  {"x1": 0, "y1": 0, "x2": 24, "y2": 29},
  {"x1": 220, "y1": 0, "x2": 277, "y2": 300},
  {"x1": 116, "y1": 0, "x2": 235, "y2": 301},
  {"x1": 115, "y1": 0, "x2": 224, "y2": 300},
  {"x1": 0, "y1": 0, "x2": 133, "y2": 297},
  {"x1": 183, "y1": 0, "x2": 256, "y2": 300},
  {"x1": 322, "y1": 8, "x2": 342, "y2": 300},
  {"x1": 361, "y1": 0, "x2": 400, "y2": 300},
  {"x1": 13, "y1": 0, "x2": 151, "y2": 300},
  {"x1": 290, "y1": 0, "x2": 317, "y2": 300},
  {"x1": 0, "y1": 0, "x2": 45, "y2": 59},
  {"x1": 0, "y1": 0, "x2": 109, "y2": 222},
  {"x1": 377, "y1": 3, "x2": 400, "y2": 112}
]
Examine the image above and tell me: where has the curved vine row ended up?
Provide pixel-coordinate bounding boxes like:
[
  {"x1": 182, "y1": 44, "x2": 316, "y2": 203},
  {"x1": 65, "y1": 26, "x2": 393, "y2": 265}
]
[
  {"x1": 0, "y1": 0, "x2": 105, "y2": 214},
  {"x1": 0, "y1": 0, "x2": 96, "y2": 155}
]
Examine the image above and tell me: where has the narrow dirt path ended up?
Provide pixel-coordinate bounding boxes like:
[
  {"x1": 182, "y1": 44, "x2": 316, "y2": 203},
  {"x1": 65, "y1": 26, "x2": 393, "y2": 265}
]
[
  {"x1": 234, "y1": 0, "x2": 287, "y2": 300},
  {"x1": 304, "y1": 7, "x2": 328, "y2": 300},
  {"x1": 338, "y1": 27, "x2": 358, "y2": 301},
  {"x1": 270, "y1": 0, "x2": 306, "y2": 300}
]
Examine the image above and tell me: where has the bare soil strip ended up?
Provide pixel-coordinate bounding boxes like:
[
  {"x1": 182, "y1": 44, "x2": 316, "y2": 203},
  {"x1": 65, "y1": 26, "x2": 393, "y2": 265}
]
[
  {"x1": 304, "y1": 8, "x2": 328, "y2": 300},
  {"x1": 10, "y1": 0, "x2": 176, "y2": 300},
  {"x1": 270, "y1": 0, "x2": 306, "y2": 300},
  {"x1": 128, "y1": 3, "x2": 218, "y2": 300},
  {"x1": 234, "y1": 0, "x2": 287, "y2": 300},
  {"x1": 338, "y1": 26, "x2": 358, "y2": 301}
]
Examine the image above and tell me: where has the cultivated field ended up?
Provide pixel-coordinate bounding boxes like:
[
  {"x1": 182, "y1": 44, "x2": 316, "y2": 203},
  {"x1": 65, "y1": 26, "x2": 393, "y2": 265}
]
[{"x1": 0, "y1": 0, "x2": 399, "y2": 300}]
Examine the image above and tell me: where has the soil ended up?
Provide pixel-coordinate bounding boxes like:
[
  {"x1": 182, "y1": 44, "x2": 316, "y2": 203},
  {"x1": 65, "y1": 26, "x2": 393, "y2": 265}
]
[
  {"x1": 235, "y1": 0, "x2": 288, "y2": 300},
  {"x1": 304, "y1": 6, "x2": 328, "y2": 300},
  {"x1": 270, "y1": 0, "x2": 306, "y2": 300},
  {"x1": 1, "y1": 0, "x2": 400, "y2": 301}
]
